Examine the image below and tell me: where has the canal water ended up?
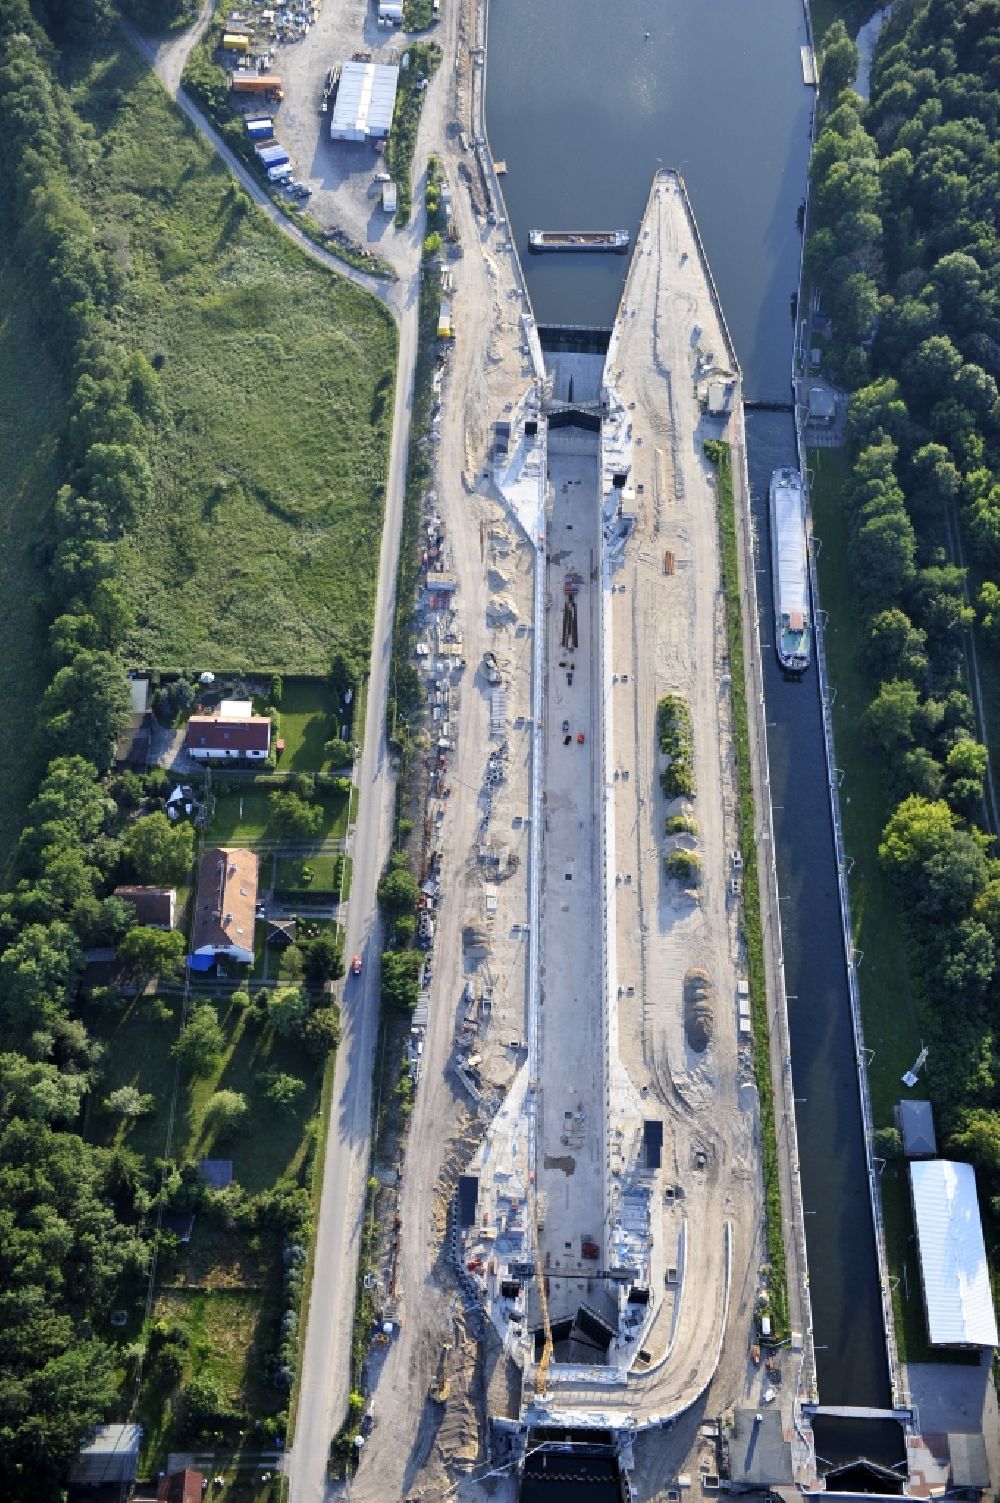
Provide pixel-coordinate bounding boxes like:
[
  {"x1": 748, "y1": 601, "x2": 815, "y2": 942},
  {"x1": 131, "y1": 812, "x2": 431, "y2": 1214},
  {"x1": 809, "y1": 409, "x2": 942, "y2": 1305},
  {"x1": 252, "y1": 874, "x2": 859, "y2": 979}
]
[
  {"x1": 486, "y1": 0, "x2": 814, "y2": 402},
  {"x1": 747, "y1": 415, "x2": 893, "y2": 1438},
  {"x1": 486, "y1": 0, "x2": 896, "y2": 1453}
]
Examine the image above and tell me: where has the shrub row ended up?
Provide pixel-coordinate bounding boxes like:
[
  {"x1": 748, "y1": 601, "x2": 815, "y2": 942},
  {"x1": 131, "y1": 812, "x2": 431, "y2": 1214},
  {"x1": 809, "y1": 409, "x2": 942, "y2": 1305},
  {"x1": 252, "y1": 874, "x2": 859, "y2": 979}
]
[{"x1": 657, "y1": 693, "x2": 696, "y2": 798}]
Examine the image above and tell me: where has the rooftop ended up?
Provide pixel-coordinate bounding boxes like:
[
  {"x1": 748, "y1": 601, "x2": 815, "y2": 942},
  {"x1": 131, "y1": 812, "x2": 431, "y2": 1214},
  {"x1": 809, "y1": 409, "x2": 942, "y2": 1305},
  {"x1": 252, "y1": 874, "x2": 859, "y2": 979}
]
[
  {"x1": 910, "y1": 1159, "x2": 998, "y2": 1348},
  {"x1": 70, "y1": 1423, "x2": 142, "y2": 1485},
  {"x1": 186, "y1": 713, "x2": 271, "y2": 754},
  {"x1": 330, "y1": 59, "x2": 399, "y2": 138},
  {"x1": 898, "y1": 1099, "x2": 936, "y2": 1158},
  {"x1": 190, "y1": 847, "x2": 258, "y2": 957}
]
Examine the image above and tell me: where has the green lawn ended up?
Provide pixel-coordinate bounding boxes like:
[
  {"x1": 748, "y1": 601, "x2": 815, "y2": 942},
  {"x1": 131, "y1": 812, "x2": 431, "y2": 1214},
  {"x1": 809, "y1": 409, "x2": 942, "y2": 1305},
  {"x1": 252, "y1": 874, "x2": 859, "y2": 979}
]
[
  {"x1": 184, "y1": 1003, "x2": 322, "y2": 1193},
  {"x1": 274, "y1": 854, "x2": 343, "y2": 892},
  {"x1": 58, "y1": 42, "x2": 396, "y2": 675},
  {"x1": 808, "y1": 0, "x2": 881, "y2": 43},
  {"x1": 86, "y1": 992, "x2": 322, "y2": 1193},
  {"x1": 207, "y1": 789, "x2": 349, "y2": 845},
  {"x1": 809, "y1": 447, "x2": 923, "y2": 1128},
  {"x1": 0, "y1": 261, "x2": 67, "y2": 869},
  {"x1": 83, "y1": 996, "x2": 183, "y2": 1161},
  {"x1": 277, "y1": 678, "x2": 335, "y2": 771}
]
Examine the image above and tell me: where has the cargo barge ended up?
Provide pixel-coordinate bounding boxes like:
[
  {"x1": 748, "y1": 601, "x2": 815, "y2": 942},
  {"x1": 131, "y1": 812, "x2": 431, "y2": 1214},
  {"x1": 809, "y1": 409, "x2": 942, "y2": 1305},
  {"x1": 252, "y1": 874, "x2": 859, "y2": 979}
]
[
  {"x1": 769, "y1": 467, "x2": 812, "y2": 675},
  {"x1": 528, "y1": 229, "x2": 630, "y2": 253}
]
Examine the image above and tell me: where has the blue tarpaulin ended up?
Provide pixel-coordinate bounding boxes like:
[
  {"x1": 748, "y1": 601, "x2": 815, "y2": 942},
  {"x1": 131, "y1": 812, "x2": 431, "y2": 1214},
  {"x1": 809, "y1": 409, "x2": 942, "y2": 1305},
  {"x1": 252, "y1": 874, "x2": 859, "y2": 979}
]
[{"x1": 187, "y1": 953, "x2": 214, "y2": 972}]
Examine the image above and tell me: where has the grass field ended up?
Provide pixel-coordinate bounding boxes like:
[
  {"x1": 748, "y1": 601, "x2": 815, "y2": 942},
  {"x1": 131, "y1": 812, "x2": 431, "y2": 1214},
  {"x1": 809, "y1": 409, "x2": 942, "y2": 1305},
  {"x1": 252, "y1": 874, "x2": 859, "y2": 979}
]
[
  {"x1": 274, "y1": 854, "x2": 343, "y2": 891},
  {"x1": 809, "y1": 448, "x2": 923, "y2": 1128},
  {"x1": 58, "y1": 43, "x2": 396, "y2": 675},
  {"x1": 278, "y1": 678, "x2": 337, "y2": 770},
  {"x1": 87, "y1": 993, "x2": 322, "y2": 1192},
  {"x1": 0, "y1": 262, "x2": 67, "y2": 867},
  {"x1": 208, "y1": 788, "x2": 350, "y2": 845}
]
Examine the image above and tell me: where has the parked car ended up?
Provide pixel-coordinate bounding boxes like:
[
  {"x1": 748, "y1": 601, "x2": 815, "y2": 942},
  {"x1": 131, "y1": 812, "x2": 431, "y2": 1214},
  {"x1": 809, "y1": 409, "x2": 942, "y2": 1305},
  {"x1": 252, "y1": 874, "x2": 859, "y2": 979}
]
[{"x1": 352, "y1": 954, "x2": 363, "y2": 976}]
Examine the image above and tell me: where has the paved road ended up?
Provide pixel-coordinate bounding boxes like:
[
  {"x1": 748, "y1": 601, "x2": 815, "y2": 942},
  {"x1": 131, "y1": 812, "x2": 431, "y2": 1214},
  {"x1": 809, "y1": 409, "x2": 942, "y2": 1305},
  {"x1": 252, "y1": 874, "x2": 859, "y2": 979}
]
[{"x1": 119, "y1": 15, "x2": 423, "y2": 1500}]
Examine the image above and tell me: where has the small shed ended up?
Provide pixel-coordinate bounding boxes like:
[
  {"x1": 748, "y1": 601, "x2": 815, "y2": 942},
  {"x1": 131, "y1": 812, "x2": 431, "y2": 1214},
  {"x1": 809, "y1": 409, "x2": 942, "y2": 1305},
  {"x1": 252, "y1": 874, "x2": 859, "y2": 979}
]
[
  {"x1": 898, "y1": 1099, "x2": 937, "y2": 1158},
  {"x1": 198, "y1": 1158, "x2": 233, "y2": 1190},
  {"x1": 706, "y1": 379, "x2": 734, "y2": 415},
  {"x1": 267, "y1": 918, "x2": 297, "y2": 948},
  {"x1": 71, "y1": 1423, "x2": 142, "y2": 1487},
  {"x1": 949, "y1": 1433, "x2": 990, "y2": 1492},
  {"x1": 807, "y1": 384, "x2": 836, "y2": 422}
]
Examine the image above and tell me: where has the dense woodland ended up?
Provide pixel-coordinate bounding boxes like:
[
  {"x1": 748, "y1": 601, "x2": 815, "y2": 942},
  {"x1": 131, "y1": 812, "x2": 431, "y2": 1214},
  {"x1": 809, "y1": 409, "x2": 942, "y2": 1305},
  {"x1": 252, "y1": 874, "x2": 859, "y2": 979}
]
[{"x1": 809, "y1": 0, "x2": 1000, "y2": 1224}]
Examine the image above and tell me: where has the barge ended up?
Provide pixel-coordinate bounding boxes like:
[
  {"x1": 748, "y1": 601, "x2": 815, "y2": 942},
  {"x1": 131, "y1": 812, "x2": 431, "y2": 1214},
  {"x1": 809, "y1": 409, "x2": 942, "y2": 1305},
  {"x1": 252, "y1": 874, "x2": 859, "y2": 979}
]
[
  {"x1": 769, "y1": 467, "x2": 812, "y2": 675},
  {"x1": 528, "y1": 229, "x2": 630, "y2": 253}
]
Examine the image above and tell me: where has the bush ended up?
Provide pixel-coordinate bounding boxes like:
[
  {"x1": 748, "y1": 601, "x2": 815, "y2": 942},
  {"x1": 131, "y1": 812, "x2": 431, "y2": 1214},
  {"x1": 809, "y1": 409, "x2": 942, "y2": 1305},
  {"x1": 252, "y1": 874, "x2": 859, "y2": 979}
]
[
  {"x1": 665, "y1": 813, "x2": 699, "y2": 837},
  {"x1": 873, "y1": 1126, "x2": 902, "y2": 1161},
  {"x1": 663, "y1": 849, "x2": 701, "y2": 885},
  {"x1": 657, "y1": 694, "x2": 695, "y2": 798},
  {"x1": 103, "y1": 1085, "x2": 155, "y2": 1117}
]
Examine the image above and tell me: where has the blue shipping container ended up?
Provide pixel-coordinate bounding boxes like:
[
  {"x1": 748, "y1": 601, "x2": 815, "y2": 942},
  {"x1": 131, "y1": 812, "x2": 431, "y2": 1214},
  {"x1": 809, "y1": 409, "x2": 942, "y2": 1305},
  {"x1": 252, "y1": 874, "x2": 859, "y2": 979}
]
[
  {"x1": 246, "y1": 118, "x2": 273, "y2": 138},
  {"x1": 257, "y1": 145, "x2": 289, "y2": 167}
]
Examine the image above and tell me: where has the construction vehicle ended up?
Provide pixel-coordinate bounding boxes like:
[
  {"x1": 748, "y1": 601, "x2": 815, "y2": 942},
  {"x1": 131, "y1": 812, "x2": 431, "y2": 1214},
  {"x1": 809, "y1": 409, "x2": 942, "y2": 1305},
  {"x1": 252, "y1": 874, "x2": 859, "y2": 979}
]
[
  {"x1": 482, "y1": 651, "x2": 502, "y2": 685},
  {"x1": 430, "y1": 1342, "x2": 452, "y2": 1404}
]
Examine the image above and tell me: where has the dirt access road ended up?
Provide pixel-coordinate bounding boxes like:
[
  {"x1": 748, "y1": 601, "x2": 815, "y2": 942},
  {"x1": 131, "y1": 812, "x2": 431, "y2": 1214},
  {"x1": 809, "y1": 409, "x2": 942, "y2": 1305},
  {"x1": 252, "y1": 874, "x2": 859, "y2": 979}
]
[{"x1": 129, "y1": 0, "x2": 539, "y2": 1495}]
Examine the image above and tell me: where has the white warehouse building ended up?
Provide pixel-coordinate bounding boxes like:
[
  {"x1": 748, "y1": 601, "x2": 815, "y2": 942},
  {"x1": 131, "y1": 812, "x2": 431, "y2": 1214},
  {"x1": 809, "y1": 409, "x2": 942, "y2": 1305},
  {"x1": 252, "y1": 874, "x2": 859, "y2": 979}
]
[{"x1": 329, "y1": 60, "x2": 399, "y2": 141}]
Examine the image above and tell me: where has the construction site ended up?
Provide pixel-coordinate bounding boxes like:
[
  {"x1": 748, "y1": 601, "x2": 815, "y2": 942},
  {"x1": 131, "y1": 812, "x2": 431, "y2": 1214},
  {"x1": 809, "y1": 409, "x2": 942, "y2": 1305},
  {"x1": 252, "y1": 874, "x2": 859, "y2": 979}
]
[
  {"x1": 446, "y1": 168, "x2": 772, "y2": 1477},
  {"x1": 343, "y1": 171, "x2": 804, "y2": 1503}
]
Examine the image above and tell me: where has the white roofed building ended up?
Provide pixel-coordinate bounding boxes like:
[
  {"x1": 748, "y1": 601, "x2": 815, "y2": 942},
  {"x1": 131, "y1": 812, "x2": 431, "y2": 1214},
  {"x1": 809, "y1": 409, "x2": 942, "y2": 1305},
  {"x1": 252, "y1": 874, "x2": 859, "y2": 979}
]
[
  {"x1": 330, "y1": 61, "x2": 399, "y2": 141},
  {"x1": 909, "y1": 1159, "x2": 998, "y2": 1348}
]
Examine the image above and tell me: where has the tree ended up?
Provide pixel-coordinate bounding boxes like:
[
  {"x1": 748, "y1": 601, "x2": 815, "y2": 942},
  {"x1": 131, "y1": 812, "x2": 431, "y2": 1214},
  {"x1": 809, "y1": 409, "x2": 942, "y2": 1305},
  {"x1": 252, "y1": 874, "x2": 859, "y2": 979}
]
[
  {"x1": 944, "y1": 738, "x2": 988, "y2": 820},
  {"x1": 172, "y1": 1004, "x2": 223, "y2": 1075},
  {"x1": 41, "y1": 650, "x2": 132, "y2": 772},
  {"x1": 863, "y1": 608, "x2": 928, "y2": 683},
  {"x1": 269, "y1": 791, "x2": 323, "y2": 840},
  {"x1": 303, "y1": 1004, "x2": 341, "y2": 1059},
  {"x1": 122, "y1": 811, "x2": 194, "y2": 885},
  {"x1": 949, "y1": 1109, "x2": 1000, "y2": 1176},
  {"x1": 863, "y1": 678, "x2": 921, "y2": 755},
  {"x1": 267, "y1": 985, "x2": 311, "y2": 1037},
  {"x1": 873, "y1": 1126, "x2": 902, "y2": 1160},
  {"x1": 377, "y1": 862, "x2": 419, "y2": 914},
  {"x1": 821, "y1": 21, "x2": 861, "y2": 97},
  {"x1": 103, "y1": 1085, "x2": 155, "y2": 1117},
  {"x1": 324, "y1": 736, "x2": 354, "y2": 768},
  {"x1": 204, "y1": 1089, "x2": 248, "y2": 1133},
  {"x1": 879, "y1": 794, "x2": 988, "y2": 921},
  {"x1": 0, "y1": 1053, "x2": 86, "y2": 1125},
  {"x1": 851, "y1": 508, "x2": 917, "y2": 599},
  {"x1": 0, "y1": 920, "x2": 82, "y2": 1041},
  {"x1": 258, "y1": 1070, "x2": 305, "y2": 1112},
  {"x1": 380, "y1": 950, "x2": 423, "y2": 1012},
  {"x1": 905, "y1": 333, "x2": 963, "y2": 413},
  {"x1": 978, "y1": 580, "x2": 1000, "y2": 643},
  {"x1": 118, "y1": 926, "x2": 186, "y2": 983},
  {"x1": 302, "y1": 934, "x2": 344, "y2": 984}
]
